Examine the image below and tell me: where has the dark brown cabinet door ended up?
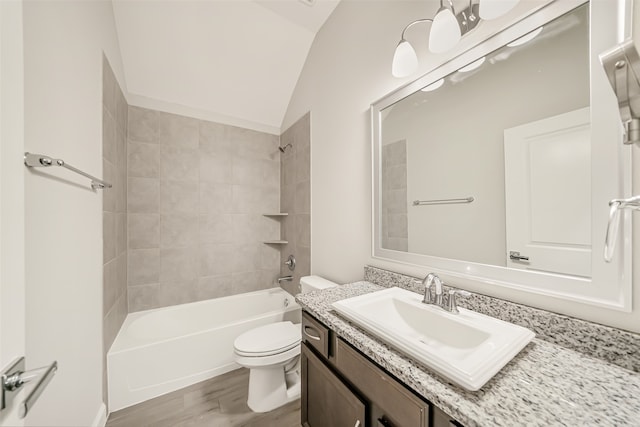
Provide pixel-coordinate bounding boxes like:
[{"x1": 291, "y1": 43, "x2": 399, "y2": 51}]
[
  {"x1": 432, "y1": 406, "x2": 464, "y2": 427},
  {"x1": 301, "y1": 343, "x2": 366, "y2": 427},
  {"x1": 334, "y1": 339, "x2": 429, "y2": 427}
]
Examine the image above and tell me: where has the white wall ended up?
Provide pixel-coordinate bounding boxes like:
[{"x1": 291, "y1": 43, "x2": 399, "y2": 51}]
[
  {"x1": 283, "y1": 0, "x2": 640, "y2": 333},
  {"x1": 0, "y1": 1, "x2": 26, "y2": 424},
  {"x1": 23, "y1": 1, "x2": 126, "y2": 425}
]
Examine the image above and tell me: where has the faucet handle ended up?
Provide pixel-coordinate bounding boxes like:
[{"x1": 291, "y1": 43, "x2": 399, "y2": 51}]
[{"x1": 446, "y1": 289, "x2": 471, "y2": 314}]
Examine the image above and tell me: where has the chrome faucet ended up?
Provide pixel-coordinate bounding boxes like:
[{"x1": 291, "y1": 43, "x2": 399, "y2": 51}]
[
  {"x1": 421, "y1": 273, "x2": 443, "y2": 306},
  {"x1": 418, "y1": 273, "x2": 470, "y2": 314},
  {"x1": 277, "y1": 275, "x2": 293, "y2": 283}
]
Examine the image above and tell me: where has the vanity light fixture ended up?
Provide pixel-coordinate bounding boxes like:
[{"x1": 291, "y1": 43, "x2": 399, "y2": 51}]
[
  {"x1": 392, "y1": 38, "x2": 420, "y2": 78},
  {"x1": 429, "y1": 3, "x2": 462, "y2": 53},
  {"x1": 507, "y1": 26, "x2": 544, "y2": 47},
  {"x1": 392, "y1": 0, "x2": 520, "y2": 77}
]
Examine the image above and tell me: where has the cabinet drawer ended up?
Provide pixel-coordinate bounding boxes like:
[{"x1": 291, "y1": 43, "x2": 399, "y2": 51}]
[
  {"x1": 335, "y1": 338, "x2": 429, "y2": 427},
  {"x1": 301, "y1": 312, "x2": 330, "y2": 358}
]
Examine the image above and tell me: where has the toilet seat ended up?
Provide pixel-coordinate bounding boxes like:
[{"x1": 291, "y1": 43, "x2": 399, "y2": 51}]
[
  {"x1": 234, "y1": 321, "x2": 301, "y2": 358},
  {"x1": 234, "y1": 340, "x2": 300, "y2": 357},
  {"x1": 234, "y1": 344, "x2": 301, "y2": 369}
]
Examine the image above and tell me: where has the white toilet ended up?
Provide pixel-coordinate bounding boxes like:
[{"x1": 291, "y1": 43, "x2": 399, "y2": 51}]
[{"x1": 233, "y1": 275, "x2": 338, "y2": 413}]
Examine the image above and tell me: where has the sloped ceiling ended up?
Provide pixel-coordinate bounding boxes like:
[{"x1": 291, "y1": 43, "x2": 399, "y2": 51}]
[{"x1": 112, "y1": 0, "x2": 340, "y2": 134}]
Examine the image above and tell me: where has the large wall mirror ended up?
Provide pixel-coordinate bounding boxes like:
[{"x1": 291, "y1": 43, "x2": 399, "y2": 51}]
[{"x1": 372, "y1": 0, "x2": 633, "y2": 311}]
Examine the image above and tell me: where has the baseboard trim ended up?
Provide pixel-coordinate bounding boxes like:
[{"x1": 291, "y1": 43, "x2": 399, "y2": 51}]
[{"x1": 92, "y1": 403, "x2": 107, "y2": 427}]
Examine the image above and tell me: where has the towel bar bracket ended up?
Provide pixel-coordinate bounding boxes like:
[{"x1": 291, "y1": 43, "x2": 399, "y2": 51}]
[{"x1": 1, "y1": 357, "x2": 58, "y2": 419}]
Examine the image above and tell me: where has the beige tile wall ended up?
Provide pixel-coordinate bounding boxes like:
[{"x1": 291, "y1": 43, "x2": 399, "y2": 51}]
[
  {"x1": 381, "y1": 140, "x2": 408, "y2": 251},
  {"x1": 126, "y1": 107, "x2": 281, "y2": 311},
  {"x1": 279, "y1": 113, "x2": 311, "y2": 295},
  {"x1": 102, "y1": 56, "x2": 128, "y2": 406}
]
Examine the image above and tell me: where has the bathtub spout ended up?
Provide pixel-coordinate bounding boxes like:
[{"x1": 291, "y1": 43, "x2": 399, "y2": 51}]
[{"x1": 277, "y1": 276, "x2": 293, "y2": 283}]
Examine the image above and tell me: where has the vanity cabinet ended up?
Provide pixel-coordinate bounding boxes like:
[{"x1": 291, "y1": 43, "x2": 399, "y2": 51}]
[
  {"x1": 301, "y1": 343, "x2": 366, "y2": 427},
  {"x1": 301, "y1": 311, "x2": 463, "y2": 427}
]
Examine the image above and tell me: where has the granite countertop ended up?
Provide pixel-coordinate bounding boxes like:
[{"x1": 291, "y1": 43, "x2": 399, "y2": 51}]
[{"x1": 296, "y1": 281, "x2": 640, "y2": 427}]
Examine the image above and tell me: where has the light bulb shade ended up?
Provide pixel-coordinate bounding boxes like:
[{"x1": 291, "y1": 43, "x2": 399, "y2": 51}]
[
  {"x1": 392, "y1": 40, "x2": 418, "y2": 77},
  {"x1": 479, "y1": 0, "x2": 520, "y2": 20},
  {"x1": 421, "y1": 79, "x2": 444, "y2": 92},
  {"x1": 458, "y1": 56, "x2": 485, "y2": 72},
  {"x1": 507, "y1": 26, "x2": 543, "y2": 47},
  {"x1": 429, "y1": 7, "x2": 461, "y2": 53}
]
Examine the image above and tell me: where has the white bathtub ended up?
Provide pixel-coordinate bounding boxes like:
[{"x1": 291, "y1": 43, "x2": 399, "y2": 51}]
[{"x1": 107, "y1": 287, "x2": 301, "y2": 411}]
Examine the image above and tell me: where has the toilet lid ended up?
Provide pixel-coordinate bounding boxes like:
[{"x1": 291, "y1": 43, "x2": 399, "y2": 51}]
[{"x1": 234, "y1": 321, "x2": 301, "y2": 356}]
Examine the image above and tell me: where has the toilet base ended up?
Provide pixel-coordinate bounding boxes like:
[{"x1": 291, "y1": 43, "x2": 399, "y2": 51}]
[{"x1": 246, "y1": 359, "x2": 301, "y2": 413}]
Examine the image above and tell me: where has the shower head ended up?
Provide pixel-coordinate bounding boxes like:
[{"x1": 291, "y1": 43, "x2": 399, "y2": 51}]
[{"x1": 279, "y1": 143, "x2": 293, "y2": 153}]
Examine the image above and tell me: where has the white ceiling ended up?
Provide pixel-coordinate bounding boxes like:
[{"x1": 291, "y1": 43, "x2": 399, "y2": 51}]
[{"x1": 112, "y1": 0, "x2": 340, "y2": 134}]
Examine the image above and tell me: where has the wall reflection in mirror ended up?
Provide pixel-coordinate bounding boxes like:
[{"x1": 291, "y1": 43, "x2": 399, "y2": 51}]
[{"x1": 380, "y1": 4, "x2": 590, "y2": 278}]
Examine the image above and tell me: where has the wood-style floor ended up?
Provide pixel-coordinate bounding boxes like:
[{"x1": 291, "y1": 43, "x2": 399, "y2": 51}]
[{"x1": 105, "y1": 368, "x2": 301, "y2": 427}]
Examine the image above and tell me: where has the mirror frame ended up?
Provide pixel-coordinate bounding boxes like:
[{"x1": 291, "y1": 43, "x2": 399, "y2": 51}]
[{"x1": 371, "y1": 0, "x2": 633, "y2": 311}]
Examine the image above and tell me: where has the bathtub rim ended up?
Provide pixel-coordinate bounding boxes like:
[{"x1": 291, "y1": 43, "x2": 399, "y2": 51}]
[{"x1": 109, "y1": 287, "x2": 300, "y2": 355}]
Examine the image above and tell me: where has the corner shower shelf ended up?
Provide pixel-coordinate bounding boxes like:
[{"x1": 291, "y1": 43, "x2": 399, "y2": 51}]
[
  {"x1": 263, "y1": 240, "x2": 288, "y2": 244},
  {"x1": 263, "y1": 213, "x2": 289, "y2": 217}
]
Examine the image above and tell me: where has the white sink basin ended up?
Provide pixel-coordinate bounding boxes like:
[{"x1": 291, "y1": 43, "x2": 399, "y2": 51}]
[{"x1": 331, "y1": 287, "x2": 534, "y2": 391}]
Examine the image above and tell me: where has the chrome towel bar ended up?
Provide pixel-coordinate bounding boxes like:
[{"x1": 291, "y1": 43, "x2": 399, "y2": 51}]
[
  {"x1": 412, "y1": 197, "x2": 474, "y2": 206},
  {"x1": 1, "y1": 357, "x2": 58, "y2": 419},
  {"x1": 24, "y1": 152, "x2": 112, "y2": 190}
]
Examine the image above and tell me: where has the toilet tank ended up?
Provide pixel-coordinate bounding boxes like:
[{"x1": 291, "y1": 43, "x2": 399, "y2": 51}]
[{"x1": 300, "y1": 275, "x2": 338, "y2": 293}]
